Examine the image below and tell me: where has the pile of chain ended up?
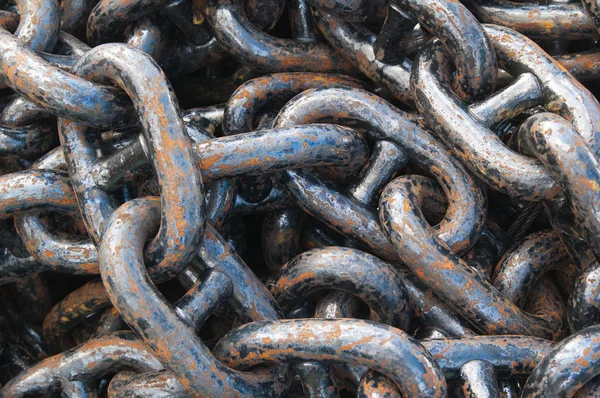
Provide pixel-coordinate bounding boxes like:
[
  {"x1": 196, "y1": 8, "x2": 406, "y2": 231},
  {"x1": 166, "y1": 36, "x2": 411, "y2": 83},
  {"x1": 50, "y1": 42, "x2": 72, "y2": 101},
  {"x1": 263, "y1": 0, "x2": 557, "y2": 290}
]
[{"x1": 2, "y1": 0, "x2": 600, "y2": 396}]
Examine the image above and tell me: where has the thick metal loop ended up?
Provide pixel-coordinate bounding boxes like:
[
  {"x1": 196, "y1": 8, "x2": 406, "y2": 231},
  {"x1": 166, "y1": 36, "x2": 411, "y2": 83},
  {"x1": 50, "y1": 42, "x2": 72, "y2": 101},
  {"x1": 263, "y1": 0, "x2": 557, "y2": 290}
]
[
  {"x1": 569, "y1": 260, "x2": 600, "y2": 332},
  {"x1": 126, "y1": 16, "x2": 170, "y2": 60},
  {"x1": 2, "y1": 0, "x2": 600, "y2": 393},
  {"x1": 391, "y1": 0, "x2": 498, "y2": 101},
  {"x1": 213, "y1": 318, "x2": 447, "y2": 398},
  {"x1": 190, "y1": 124, "x2": 369, "y2": 180},
  {"x1": 275, "y1": 86, "x2": 486, "y2": 255},
  {"x1": 61, "y1": 43, "x2": 205, "y2": 281},
  {"x1": 0, "y1": 332, "x2": 163, "y2": 396},
  {"x1": 469, "y1": 0, "x2": 598, "y2": 40},
  {"x1": 99, "y1": 198, "x2": 289, "y2": 397},
  {"x1": 519, "y1": 113, "x2": 600, "y2": 262},
  {"x1": 421, "y1": 335, "x2": 553, "y2": 378},
  {"x1": 492, "y1": 230, "x2": 569, "y2": 307},
  {"x1": 86, "y1": 0, "x2": 177, "y2": 45},
  {"x1": 485, "y1": 25, "x2": 600, "y2": 156},
  {"x1": 207, "y1": 0, "x2": 354, "y2": 73},
  {"x1": 379, "y1": 175, "x2": 563, "y2": 339},
  {"x1": 270, "y1": 247, "x2": 412, "y2": 329},
  {"x1": 412, "y1": 42, "x2": 560, "y2": 200},
  {"x1": 311, "y1": 9, "x2": 414, "y2": 104},
  {"x1": 91, "y1": 124, "x2": 369, "y2": 190},
  {"x1": 15, "y1": 147, "x2": 99, "y2": 275},
  {"x1": 11, "y1": 0, "x2": 60, "y2": 53},
  {"x1": 224, "y1": 72, "x2": 363, "y2": 135},
  {"x1": 42, "y1": 279, "x2": 111, "y2": 353},
  {"x1": 523, "y1": 324, "x2": 600, "y2": 397},
  {"x1": 0, "y1": 29, "x2": 135, "y2": 128},
  {"x1": 0, "y1": 169, "x2": 77, "y2": 218},
  {"x1": 272, "y1": 248, "x2": 409, "y2": 398},
  {"x1": 13, "y1": 130, "x2": 244, "y2": 279},
  {"x1": 222, "y1": 72, "x2": 364, "y2": 206}
]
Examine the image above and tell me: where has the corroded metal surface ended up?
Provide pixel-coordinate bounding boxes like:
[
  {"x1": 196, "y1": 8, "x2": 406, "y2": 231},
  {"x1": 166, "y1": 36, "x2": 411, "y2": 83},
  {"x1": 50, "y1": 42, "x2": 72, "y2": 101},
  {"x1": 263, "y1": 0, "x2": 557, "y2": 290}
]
[{"x1": 2, "y1": 0, "x2": 600, "y2": 396}]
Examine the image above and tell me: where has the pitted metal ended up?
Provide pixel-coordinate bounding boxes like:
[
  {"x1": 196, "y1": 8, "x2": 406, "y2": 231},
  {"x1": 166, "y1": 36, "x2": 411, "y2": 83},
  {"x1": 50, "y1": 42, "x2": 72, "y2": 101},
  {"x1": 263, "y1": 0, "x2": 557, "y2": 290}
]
[{"x1": 2, "y1": 0, "x2": 600, "y2": 396}]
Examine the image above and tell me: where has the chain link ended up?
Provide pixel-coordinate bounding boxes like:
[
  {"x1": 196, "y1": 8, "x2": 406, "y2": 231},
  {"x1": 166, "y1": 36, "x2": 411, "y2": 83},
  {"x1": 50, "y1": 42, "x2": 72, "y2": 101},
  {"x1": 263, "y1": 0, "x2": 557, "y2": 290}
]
[{"x1": 1, "y1": 0, "x2": 600, "y2": 396}]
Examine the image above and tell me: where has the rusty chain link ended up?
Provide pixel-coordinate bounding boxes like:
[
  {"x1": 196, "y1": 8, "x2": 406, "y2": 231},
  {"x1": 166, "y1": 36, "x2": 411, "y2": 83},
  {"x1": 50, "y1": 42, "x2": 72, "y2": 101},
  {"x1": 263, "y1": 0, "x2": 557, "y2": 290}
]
[{"x1": 1, "y1": 0, "x2": 600, "y2": 396}]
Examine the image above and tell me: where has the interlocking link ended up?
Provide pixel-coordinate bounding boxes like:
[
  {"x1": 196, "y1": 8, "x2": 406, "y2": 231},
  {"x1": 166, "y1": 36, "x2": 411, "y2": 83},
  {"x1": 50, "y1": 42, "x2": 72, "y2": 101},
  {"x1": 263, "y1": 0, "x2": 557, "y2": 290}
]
[{"x1": 3, "y1": 0, "x2": 600, "y2": 396}]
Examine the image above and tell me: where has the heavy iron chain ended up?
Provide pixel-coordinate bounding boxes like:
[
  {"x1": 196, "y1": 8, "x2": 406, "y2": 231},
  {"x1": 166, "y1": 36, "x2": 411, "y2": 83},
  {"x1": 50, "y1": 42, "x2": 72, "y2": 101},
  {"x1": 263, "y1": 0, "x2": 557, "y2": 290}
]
[{"x1": 1, "y1": 0, "x2": 600, "y2": 396}]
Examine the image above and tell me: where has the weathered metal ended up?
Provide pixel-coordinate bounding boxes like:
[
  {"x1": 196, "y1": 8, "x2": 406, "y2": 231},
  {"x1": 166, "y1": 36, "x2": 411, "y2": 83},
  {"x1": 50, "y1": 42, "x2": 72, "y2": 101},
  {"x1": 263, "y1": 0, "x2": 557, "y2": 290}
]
[{"x1": 2, "y1": 0, "x2": 600, "y2": 395}]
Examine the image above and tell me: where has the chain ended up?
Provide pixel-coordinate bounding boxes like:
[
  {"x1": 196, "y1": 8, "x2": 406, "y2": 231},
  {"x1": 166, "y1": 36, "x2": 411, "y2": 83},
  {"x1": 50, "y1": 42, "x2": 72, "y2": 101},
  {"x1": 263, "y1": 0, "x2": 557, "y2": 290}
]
[{"x1": 1, "y1": 0, "x2": 600, "y2": 396}]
